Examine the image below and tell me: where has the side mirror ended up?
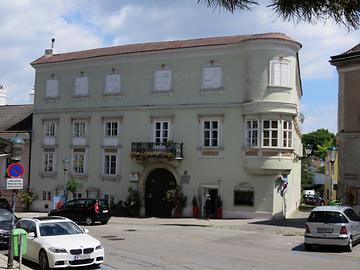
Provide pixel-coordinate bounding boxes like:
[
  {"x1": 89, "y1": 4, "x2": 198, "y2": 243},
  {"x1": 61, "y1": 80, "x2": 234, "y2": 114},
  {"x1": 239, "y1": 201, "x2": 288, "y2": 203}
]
[
  {"x1": 83, "y1": 228, "x2": 89, "y2": 234},
  {"x1": 28, "y1": 232, "x2": 36, "y2": 239}
]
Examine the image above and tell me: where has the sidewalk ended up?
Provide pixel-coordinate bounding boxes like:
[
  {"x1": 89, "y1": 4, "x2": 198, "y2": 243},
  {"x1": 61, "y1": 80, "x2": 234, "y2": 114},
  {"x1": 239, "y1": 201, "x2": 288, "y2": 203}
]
[{"x1": 0, "y1": 254, "x2": 31, "y2": 270}]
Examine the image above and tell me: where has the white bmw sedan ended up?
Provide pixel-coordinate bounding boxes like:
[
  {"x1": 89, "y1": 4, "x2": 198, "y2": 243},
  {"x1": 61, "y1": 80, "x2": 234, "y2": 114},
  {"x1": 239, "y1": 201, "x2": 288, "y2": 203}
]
[{"x1": 15, "y1": 216, "x2": 104, "y2": 270}]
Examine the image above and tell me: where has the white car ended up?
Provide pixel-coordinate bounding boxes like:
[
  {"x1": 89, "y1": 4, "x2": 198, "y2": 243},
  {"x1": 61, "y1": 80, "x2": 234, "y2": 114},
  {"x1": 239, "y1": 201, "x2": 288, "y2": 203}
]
[{"x1": 15, "y1": 216, "x2": 104, "y2": 270}]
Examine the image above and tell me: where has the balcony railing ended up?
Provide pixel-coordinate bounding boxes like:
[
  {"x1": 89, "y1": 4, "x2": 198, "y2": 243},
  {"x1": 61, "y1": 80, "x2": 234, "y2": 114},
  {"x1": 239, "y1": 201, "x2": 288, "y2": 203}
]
[{"x1": 131, "y1": 142, "x2": 183, "y2": 160}]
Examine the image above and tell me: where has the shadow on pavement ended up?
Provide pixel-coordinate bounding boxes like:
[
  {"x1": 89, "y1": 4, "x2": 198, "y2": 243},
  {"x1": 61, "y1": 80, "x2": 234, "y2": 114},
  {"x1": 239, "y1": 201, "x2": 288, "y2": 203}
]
[
  {"x1": 249, "y1": 218, "x2": 307, "y2": 229},
  {"x1": 292, "y1": 243, "x2": 350, "y2": 253}
]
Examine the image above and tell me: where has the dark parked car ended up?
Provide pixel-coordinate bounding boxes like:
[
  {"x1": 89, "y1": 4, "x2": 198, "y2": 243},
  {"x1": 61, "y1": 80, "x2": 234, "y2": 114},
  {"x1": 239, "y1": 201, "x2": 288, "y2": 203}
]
[
  {"x1": 0, "y1": 198, "x2": 11, "y2": 211},
  {"x1": 0, "y1": 209, "x2": 18, "y2": 246},
  {"x1": 48, "y1": 198, "x2": 111, "y2": 225},
  {"x1": 303, "y1": 195, "x2": 324, "y2": 206}
]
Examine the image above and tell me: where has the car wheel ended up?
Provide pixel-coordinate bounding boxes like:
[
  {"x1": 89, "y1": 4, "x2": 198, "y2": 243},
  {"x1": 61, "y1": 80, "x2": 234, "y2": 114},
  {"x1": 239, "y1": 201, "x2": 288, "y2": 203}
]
[
  {"x1": 304, "y1": 243, "x2": 313, "y2": 251},
  {"x1": 346, "y1": 237, "x2": 353, "y2": 252},
  {"x1": 39, "y1": 249, "x2": 50, "y2": 270},
  {"x1": 85, "y1": 217, "x2": 93, "y2": 226}
]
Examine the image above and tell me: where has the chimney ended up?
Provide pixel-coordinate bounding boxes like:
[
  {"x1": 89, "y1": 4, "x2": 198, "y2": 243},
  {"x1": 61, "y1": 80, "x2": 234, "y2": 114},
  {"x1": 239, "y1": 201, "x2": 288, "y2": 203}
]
[
  {"x1": 0, "y1": 85, "x2": 7, "y2": 105},
  {"x1": 44, "y1": 38, "x2": 55, "y2": 57}
]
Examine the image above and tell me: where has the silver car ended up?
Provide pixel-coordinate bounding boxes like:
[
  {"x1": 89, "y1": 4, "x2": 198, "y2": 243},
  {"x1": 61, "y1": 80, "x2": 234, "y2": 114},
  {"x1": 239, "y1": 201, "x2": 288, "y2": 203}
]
[{"x1": 304, "y1": 206, "x2": 360, "y2": 252}]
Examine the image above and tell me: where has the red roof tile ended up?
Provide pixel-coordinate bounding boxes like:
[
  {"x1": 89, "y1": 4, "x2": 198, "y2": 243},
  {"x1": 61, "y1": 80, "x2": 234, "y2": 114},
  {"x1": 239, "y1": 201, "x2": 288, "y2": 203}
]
[{"x1": 31, "y1": 33, "x2": 300, "y2": 66}]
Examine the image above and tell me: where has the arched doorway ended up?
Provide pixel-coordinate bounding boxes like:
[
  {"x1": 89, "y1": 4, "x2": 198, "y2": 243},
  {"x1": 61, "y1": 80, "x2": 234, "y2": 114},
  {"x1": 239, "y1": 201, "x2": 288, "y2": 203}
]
[{"x1": 145, "y1": 168, "x2": 177, "y2": 217}]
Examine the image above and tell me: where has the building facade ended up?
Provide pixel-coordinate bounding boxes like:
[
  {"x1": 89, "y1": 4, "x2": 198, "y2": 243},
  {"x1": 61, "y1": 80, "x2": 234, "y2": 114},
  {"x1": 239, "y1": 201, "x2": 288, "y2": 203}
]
[
  {"x1": 331, "y1": 44, "x2": 360, "y2": 210},
  {"x1": 30, "y1": 33, "x2": 303, "y2": 218}
]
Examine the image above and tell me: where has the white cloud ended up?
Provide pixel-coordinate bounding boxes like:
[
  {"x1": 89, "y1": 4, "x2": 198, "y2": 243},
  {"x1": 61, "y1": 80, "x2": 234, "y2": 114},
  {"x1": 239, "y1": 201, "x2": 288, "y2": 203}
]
[{"x1": 302, "y1": 104, "x2": 337, "y2": 133}]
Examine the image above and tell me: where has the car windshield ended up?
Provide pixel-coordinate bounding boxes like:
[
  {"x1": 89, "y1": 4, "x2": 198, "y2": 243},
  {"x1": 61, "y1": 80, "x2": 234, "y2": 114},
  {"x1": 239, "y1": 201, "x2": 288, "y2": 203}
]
[
  {"x1": 308, "y1": 211, "x2": 349, "y2": 223},
  {"x1": 39, "y1": 222, "x2": 84, "y2": 236}
]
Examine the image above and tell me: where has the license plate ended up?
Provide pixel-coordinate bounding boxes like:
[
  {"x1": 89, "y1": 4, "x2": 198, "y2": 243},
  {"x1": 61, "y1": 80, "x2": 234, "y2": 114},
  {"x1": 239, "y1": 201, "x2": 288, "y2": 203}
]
[
  {"x1": 103, "y1": 210, "x2": 108, "y2": 213},
  {"x1": 73, "y1": 254, "x2": 90, "y2": 260},
  {"x1": 317, "y1": 228, "x2": 333, "y2": 233}
]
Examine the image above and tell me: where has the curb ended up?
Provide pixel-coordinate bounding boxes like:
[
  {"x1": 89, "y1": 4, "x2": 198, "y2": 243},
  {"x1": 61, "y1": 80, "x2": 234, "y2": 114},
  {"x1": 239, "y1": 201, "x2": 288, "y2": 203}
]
[{"x1": 0, "y1": 253, "x2": 32, "y2": 270}]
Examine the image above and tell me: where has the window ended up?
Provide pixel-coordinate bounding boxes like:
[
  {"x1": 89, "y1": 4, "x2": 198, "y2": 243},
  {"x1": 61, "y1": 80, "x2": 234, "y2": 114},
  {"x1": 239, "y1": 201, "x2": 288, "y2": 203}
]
[
  {"x1": 234, "y1": 190, "x2": 254, "y2": 206},
  {"x1": 73, "y1": 121, "x2": 86, "y2": 137},
  {"x1": 44, "y1": 121, "x2": 56, "y2": 137},
  {"x1": 344, "y1": 209, "x2": 360, "y2": 222},
  {"x1": 104, "y1": 194, "x2": 116, "y2": 205},
  {"x1": 270, "y1": 58, "x2": 290, "y2": 87},
  {"x1": 72, "y1": 148, "x2": 86, "y2": 174},
  {"x1": 74, "y1": 75, "x2": 89, "y2": 96},
  {"x1": 104, "y1": 149, "x2": 117, "y2": 175},
  {"x1": 42, "y1": 191, "x2": 52, "y2": 201},
  {"x1": 245, "y1": 120, "x2": 258, "y2": 147},
  {"x1": 105, "y1": 121, "x2": 118, "y2": 137},
  {"x1": 203, "y1": 120, "x2": 219, "y2": 147},
  {"x1": 46, "y1": 79, "x2": 59, "y2": 98},
  {"x1": 202, "y1": 65, "x2": 222, "y2": 89},
  {"x1": 43, "y1": 148, "x2": 55, "y2": 173},
  {"x1": 105, "y1": 73, "x2": 121, "y2": 94},
  {"x1": 154, "y1": 121, "x2": 169, "y2": 143},
  {"x1": 73, "y1": 193, "x2": 83, "y2": 199},
  {"x1": 263, "y1": 120, "x2": 279, "y2": 147},
  {"x1": 282, "y1": 121, "x2": 293, "y2": 148},
  {"x1": 154, "y1": 68, "x2": 172, "y2": 92}
]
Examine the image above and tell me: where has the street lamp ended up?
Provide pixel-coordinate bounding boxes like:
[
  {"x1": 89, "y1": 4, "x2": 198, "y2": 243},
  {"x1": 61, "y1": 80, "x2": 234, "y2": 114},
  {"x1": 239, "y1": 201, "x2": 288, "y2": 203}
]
[
  {"x1": 305, "y1": 144, "x2": 312, "y2": 156},
  {"x1": 7, "y1": 135, "x2": 25, "y2": 269},
  {"x1": 62, "y1": 158, "x2": 69, "y2": 202},
  {"x1": 327, "y1": 146, "x2": 337, "y2": 204}
]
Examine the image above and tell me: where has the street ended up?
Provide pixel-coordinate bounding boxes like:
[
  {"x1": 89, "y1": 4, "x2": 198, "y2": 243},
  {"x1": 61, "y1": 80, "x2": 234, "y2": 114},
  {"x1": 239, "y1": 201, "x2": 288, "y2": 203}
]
[{"x1": 2, "y1": 215, "x2": 360, "y2": 270}]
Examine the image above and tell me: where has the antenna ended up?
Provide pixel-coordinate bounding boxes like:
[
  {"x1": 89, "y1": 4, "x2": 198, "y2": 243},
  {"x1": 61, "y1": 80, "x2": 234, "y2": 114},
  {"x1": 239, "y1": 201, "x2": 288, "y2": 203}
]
[{"x1": 51, "y1": 38, "x2": 55, "y2": 49}]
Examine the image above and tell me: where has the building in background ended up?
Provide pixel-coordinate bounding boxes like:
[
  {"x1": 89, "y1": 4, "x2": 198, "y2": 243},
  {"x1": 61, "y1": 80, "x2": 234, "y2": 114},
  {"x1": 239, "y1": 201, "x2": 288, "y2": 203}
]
[
  {"x1": 331, "y1": 44, "x2": 360, "y2": 211},
  {"x1": 0, "y1": 104, "x2": 33, "y2": 208},
  {"x1": 30, "y1": 33, "x2": 303, "y2": 218}
]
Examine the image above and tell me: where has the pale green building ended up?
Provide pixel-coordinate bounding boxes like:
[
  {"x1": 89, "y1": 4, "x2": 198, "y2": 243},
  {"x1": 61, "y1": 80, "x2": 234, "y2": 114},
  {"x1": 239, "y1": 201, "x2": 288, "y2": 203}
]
[{"x1": 30, "y1": 33, "x2": 303, "y2": 218}]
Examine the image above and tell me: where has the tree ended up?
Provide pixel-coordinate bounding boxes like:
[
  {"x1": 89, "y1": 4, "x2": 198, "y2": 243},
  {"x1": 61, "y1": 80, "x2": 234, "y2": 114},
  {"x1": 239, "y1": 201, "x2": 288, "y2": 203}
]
[
  {"x1": 66, "y1": 179, "x2": 80, "y2": 199},
  {"x1": 198, "y1": 0, "x2": 360, "y2": 31},
  {"x1": 302, "y1": 128, "x2": 336, "y2": 160}
]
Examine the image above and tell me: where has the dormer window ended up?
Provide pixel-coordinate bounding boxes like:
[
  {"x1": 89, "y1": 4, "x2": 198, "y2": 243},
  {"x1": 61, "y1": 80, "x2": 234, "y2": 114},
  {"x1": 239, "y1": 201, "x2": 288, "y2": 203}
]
[
  {"x1": 74, "y1": 73, "x2": 89, "y2": 97},
  {"x1": 270, "y1": 57, "x2": 290, "y2": 87}
]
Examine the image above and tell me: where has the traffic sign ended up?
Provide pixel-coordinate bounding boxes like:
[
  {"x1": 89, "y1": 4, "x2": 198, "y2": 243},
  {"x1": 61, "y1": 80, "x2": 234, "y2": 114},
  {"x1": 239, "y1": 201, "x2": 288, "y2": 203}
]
[
  {"x1": 7, "y1": 163, "x2": 24, "y2": 178},
  {"x1": 6, "y1": 178, "x2": 23, "y2": 189}
]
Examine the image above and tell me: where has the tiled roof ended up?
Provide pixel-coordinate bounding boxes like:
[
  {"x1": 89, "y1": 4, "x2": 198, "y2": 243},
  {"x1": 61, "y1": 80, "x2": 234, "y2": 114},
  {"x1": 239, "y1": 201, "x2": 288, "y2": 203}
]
[
  {"x1": 0, "y1": 105, "x2": 33, "y2": 131},
  {"x1": 31, "y1": 33, "x2": 299, "y2": 65},
  {"x1": 330, "y1": 42, "x2": 360, "y2": 62}
]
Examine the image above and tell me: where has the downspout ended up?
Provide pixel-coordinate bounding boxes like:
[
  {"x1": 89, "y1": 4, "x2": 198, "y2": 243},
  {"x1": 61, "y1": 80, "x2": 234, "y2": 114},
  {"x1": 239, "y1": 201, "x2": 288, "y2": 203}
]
[{"x1": 27, "y1": 131, "x2": 32, "y2": 189}]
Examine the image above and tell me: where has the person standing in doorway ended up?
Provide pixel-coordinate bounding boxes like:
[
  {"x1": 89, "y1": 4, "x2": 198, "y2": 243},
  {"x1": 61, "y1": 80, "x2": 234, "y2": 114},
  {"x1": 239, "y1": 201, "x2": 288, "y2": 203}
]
[{"x1": 204, "y1": 193, "x2": 211, "y2": 220}]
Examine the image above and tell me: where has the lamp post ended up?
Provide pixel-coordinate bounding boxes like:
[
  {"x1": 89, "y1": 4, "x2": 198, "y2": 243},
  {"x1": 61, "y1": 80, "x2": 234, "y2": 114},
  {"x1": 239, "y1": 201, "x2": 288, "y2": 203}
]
[
  {"x1": 62, "y1": 158, "x2": 69, "y2": 202},
  {"x1": 7, "y1": 136, "x2": 25, "y2": 269},
  {"x1": 327, "y1": 146, "x2": 337, "y2": 204}
]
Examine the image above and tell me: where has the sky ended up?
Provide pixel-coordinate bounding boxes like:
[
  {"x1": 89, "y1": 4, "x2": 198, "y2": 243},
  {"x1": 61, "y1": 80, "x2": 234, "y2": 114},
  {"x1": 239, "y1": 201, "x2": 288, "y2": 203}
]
[{"x1": 1, "y1": 0, "x2": 359, "y2": 134}]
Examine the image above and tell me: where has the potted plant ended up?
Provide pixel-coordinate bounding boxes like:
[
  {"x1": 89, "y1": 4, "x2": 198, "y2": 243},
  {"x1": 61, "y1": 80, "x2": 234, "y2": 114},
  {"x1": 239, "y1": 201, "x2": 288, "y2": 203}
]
[
  {"x1": 192, "y1": 195, "x2": 199, "y2": 218},
  {"x1": 125, "y1": 189, "x2": 141, "y2": 217},
  {"x1": 165, "y1": 186, "x2": 187, "y2": 217},
  {"x1": 216, "y1": 196, "x2": 223, "y2": 219}
]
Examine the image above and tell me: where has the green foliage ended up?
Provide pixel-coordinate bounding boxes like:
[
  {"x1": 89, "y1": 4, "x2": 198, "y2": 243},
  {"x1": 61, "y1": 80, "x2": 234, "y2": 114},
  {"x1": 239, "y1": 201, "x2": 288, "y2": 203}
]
[
  {"x1": 198, "y1": 0, "x2": 360, "y2": 30},
  {"x1": 18, "y1": 189, "x2": 37, "y2": 210},
  {"x1": 302, "y1": 129, "x2": 336, "y2": 160},
  {"x1": 301, "y1": 157, "x2": 315, "y2": 189},
  {"x1": 165, "y1": 186, "x2": 187, "y2": 212},
  {"x1": 66, "y1": 179, "x2": 79, "y2": 194}
]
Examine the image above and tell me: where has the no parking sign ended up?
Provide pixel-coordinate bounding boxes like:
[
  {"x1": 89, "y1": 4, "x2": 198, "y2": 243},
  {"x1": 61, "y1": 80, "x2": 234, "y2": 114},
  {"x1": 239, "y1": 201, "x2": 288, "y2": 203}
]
[{"x1": 7, "y1": 163, "x2": 24, "y2": 178}]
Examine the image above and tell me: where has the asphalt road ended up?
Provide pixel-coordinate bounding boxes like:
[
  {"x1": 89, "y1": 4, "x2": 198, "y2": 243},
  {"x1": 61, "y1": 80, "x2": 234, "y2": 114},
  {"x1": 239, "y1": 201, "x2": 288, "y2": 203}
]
[{"x1": 2, "y1": 215, "x2": 360, "y2": 270}]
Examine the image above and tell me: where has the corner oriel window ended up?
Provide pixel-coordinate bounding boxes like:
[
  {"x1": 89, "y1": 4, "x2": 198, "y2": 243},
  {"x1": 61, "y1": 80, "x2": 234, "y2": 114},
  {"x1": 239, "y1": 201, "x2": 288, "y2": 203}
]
[
  {"x1": 270, "y1": 58, "x2": 290, "y2": 87},
  {"x1": 263, "y1": 120, "x2": 279, "y2": 147},
  {"x1": 245, "y1": 120, "x2": 258, "y2": 147},
  {"x1": 282, "y1": 121, "x2": 293, "y2": 148}
]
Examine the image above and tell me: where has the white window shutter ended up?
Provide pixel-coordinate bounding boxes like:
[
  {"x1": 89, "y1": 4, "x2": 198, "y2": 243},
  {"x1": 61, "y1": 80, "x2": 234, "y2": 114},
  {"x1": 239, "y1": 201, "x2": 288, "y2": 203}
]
[
  {"x1": 46, "y1": 79, "x2": 59, "y2": 97},
  {"x1": 155, "y1": 70, "x2": 171, "y2": 91},
  {"x1": 203, "y1": 67, "x2": 213, "y2": 89},
  {"x1": 272, "y1": 62, "x2": 281, "y2": 86},
  {"x1": 105, "y1": 74, "x2": 120, "y2": 94},
  {"x1": 211, "y1": 66, "x2": 221, "y2": 88},
  {"x1": 75, "y1": 77, "x2": 89, "y2": 96},
  {"x1": 281, "y1": 62, "x2": 290, "y2": 87}
]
